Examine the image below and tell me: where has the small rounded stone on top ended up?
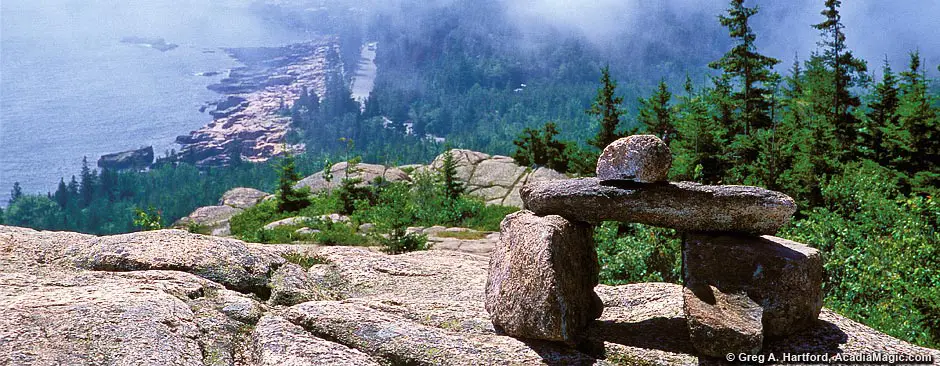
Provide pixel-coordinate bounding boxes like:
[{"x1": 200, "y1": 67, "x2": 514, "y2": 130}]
[{"x1": 596, "y1": 135, "x2": 672, "y2": 183}]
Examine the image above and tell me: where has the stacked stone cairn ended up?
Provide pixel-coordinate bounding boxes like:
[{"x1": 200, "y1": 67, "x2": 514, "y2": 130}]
[{"x1": 484, "y1": 135, "x2": 823, "y2": 357}]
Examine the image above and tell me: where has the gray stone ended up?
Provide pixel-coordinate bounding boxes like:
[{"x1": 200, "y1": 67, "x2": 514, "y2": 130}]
[
  {"x1": 2, "y1": 225, "x2": 938, "y2": 364},
  {"x1": 485, "y1": 210, "x2": 602, "y2": 343},
  {"x1": 294, "y1": 162, "x2": 410, "y2": 193},
  {"x1": 357, "y1": 223, "x2": 375, "y2": 233},
  {"x1": 294, "y1": 227, "x2": 321, "y2": 236},
  {"x1": 220, "y1": 291, "x2": 265, "y2": 324},
  {"x1": 596, "y1": 135, "x2": 672, "y2": 183},
  {"x1": 683, "y1": 284, "x2": 764, "y2": 357},
  {"x1": 421, "y1": 149, "x2": 566, "y2": 208},
  {"x1": 67, "y1": 229, "x2": 285, "y2": 298},
  {"x1": 97, "y1": 146, "x2": 154, "y2": 171},
  {"x1": 683, "y1": 234, "x2": 824, "y2": 337},
  {"x1": 318, "y1": 213, "x2": 350, "y2": 223},
  {"x1": 269, "y1": 263, "x2": 320, "y2": 306},
  {"x1": 174, "y1": 205, "x2": 242, "y2": 236},
  {"x1": 264, "y1": 216, "x2": 313, "y2": 230},
  {"x1": 252, "y1": 315, "x2": 381, "y2": 366},
  {"x1": 219, "y1": 187, "x2": 269, "y2": 209},
  {"x1": 521, "y1": 178, "x2": 796, "y2": 235},
  {"x1": 285, "y1": 300, "x2": 601, "y2": 365}
]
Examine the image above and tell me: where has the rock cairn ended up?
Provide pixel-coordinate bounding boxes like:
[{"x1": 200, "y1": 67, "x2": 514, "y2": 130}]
[{"x1": 485, "y1": 135, "x2": 823, "y2": 357}]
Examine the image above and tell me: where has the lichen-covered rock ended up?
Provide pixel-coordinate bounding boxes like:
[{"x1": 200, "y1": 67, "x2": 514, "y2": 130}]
[
  {"x1": 66, "y1": 229, "x2": 285, "y2": 297},
  {"x1": 423, "y1": 149, "x2": 566, "y2": 208},
  {"x1": 0, "y1": 269, "x2": 254, "y2": 366},
  {"x1": 683, "y1": 284, "x2": 764, "y2": 357},
  {"x1": 285, "y1": 300, "x2": 603, "y2": 365},
  {"x1": 522, "y1": 178, "x2": 796, "y2": 235},
  {"x1": 97, "y1": 146, "x2": 154, "y2": 171},
  {"x1": 683, "y1": 234, "x2": 824, "y2": 337},
  {"x1": 263, "y1": 216, "x2": 314, "y2": 231},
  {"x1": 174, "y1": 205, "x2": 242, "y2": 236},
  {"x1": 3, "y1": 225, "x2": 937, "y2": 364},
  {"x1": 485, "y1": 210, "x2": 602, "y2": 343},
  {"x1": 220, "y1": 291, "x2": 266, "y2": 324},
  {"x1": 252, "y1": 315, "x2": 381, "y2": 366},
  {"x1": 596, "y1": 135, "x2": 672, "y2": 183},
  {"x1": 295, "y1": 162, "x2": 410, "y2": 193},
  {"x1": 219, "y1": 187, "x2": 269, "y2": 209},
  {"x1": 269, "y1": 263, "x2": 320, "y2": 306}
]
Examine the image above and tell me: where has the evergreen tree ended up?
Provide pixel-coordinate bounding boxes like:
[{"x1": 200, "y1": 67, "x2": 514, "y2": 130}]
[
  {"x1": 439, "y1": 150, "x2": 465, "y2": 200},
  {"x1": 54, "y1": 178, "x2": 69, "y2": 207},
  {"x1": 709, "y1": 0, "x2": 780, "y2": 136},
  {"x1": 812, "y1": 0, "x2": 868, "y2": 158},
  {"x1": 587, "y1": 65, "x2": 627, "y2": 150},
  {"x1": 9, "y1": 182, "x2": 23, "y2": 205},
  {"x1": 638, "y1": 80, "x2": 675, "y2": 142},
  {"x1": 511, "y1": 122, "x2": 571, "y2": 173},
  {"x1": 79, "y1": 157, "x2": 96, "y2": 207},
  {"x1": 863, "y1": 57, "x2": 900, "y2": 165},
  {"x1": 67, "y1": 176, "x2": 80, "y2": 198},
  {"x1": 275, "y1": 153, "x2": 311, "y2": 213},
  {"x1": 896, "y1": 51, "x2": 940, "y2": 192}
]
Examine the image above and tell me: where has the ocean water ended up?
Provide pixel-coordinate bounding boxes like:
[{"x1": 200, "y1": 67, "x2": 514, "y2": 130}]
[{"x1": 1, "y1": 0, "x2": 308, "y2": 199}]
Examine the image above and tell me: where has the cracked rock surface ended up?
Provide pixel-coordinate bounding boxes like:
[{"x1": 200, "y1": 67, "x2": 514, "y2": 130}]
[{"x1": 2, "y1": 225, "x2": 937, "y2": 365}]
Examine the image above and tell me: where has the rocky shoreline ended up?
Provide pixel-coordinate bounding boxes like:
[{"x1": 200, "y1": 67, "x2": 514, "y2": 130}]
[{"x1": 175, "y1": 38, "x2": 342, "y2": 167}]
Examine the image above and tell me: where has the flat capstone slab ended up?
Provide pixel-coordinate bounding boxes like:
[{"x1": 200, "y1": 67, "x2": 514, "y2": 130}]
[{"x1": 521, "y1": 178, "x2": 796, "y2": 235}]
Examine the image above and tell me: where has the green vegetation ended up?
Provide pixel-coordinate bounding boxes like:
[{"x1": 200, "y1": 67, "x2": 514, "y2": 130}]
[
  {"x1": 3, "y1": 159, "x2": 280, "y2": 234},
  {"x1": 282, "y1": 252, "x2": 329, "y2": 270},
  {"x1": 4, "y1": 0, "x2": 937, "y2": 349},
  {"x1": 436, "y1": 230, "x2": 489, "y2": 240},
  {"x1": 132, "y1": 207, "x2": 163, "y2": 231},
  {"x1": 572, "y1": 0, "x2": 940, "y2": 348},
  {"x1": 275, "y1": 153, "x2": 311, "y2": 213},
  {"x1": 228, "y1": 157, "x2": 516, "y2": 253}
]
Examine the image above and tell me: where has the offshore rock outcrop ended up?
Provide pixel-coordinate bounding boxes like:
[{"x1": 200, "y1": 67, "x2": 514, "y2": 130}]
[
  {"x1": 96, "y1": 146, "x2": 154, "y2": 171},
  {"x1": 176, "y1": 39, "x2": 342, "y2": 167}
]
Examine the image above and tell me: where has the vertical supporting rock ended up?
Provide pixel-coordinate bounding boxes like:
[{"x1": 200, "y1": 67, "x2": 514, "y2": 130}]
[
  {"x1": 683, "y1": 284, "x2": 764, "y2": 357},
  {"x1": 683, "y1": 234, "x2": 823, "y2": 338},
  {"x1": 485, "y1": 210, "x2": 602, "y2": 343}
]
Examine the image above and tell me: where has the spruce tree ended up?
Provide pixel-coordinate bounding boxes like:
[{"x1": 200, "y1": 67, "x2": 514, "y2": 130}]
[
  {"x1": 812, "y1": 0, "x2": 867, "y2": 158},
  {"x1": 638, "y1": 80, "x2": 675, "y2": 142},
  {"x1": 54, "y1": 178, "x2": 69, "y2": 208},
  {"x1": 440, "y1": 150, "x2": 465, "y2": 200},
  {"x1": 863, "y1": 57, "x2": 900, "y2": 165},
  {"x1": 587, "y1": 65, "x2": 627, "y2": 150},
  {"x1": 276, "y1": 153, "x2": 310, "y2": 213},
  {"x1": 9, "y1": 182, "x2": 23, "y2": 205},
  {"x1": 709, "y1": 0, "x2": 780, "y2": 136},
  {"x1": 79, "y1": 157, "x2": 96, "y2": 207},
  {"x1": 896, "y1": 51, "x2": 939, "y2": 192}
]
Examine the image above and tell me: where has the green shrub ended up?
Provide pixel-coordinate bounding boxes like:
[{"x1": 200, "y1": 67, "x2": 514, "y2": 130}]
[
  {"x1": 282, "y1": 252, "x2": 329, "y2": 269},
  {"x1": 436, "y1": 230, "x2": 489, "y2": 240},
  {"x1": 312, "y1": 220, "x2": 369, "y2": 246},
  {"x1": 781, "y1": 161, "x2": 940, "y2": 347},
  {"x1": 185, "y1": 221, "x2": 209, "y2": 235},
  {"x1": 595, "y1": 222, "x2": 681, "y2": 285},
  {"x1": 133, "y1": 206, "x2": 163, "y2": 231},
  {"x1": 357, "y1": 182, "x2": 428, "y2": 253}
]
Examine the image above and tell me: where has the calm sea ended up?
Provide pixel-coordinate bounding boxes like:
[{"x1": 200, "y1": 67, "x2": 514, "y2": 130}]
[{"x1": 1, "y1": 0, "x2": 308, "y2": 200}]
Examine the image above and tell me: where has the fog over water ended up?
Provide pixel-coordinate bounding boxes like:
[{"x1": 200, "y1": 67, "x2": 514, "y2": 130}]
[
  {"x1": 1, "y1": 0, "x2": 309, "y2": 196},
  {"x1": 2, "y1": 0, "x2": 937, "y2": 197}
]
